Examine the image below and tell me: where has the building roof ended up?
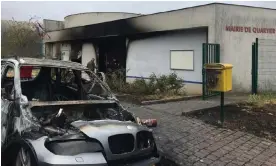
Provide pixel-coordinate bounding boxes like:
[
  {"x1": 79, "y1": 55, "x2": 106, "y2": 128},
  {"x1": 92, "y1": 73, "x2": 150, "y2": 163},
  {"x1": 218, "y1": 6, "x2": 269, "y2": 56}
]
[
  {"x1": 64, "y1": 12, "x2": 142, "y2": 19},
  {"x1": 44, "y1": 2, "x2": 276, "y2": 43}
]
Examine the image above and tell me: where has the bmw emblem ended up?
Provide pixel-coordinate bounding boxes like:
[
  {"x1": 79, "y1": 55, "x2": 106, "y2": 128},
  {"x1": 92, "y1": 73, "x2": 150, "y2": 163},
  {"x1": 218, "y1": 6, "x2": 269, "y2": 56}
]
[{"x1": 127, "y1": 126, "x2": 134, "y2": 130}]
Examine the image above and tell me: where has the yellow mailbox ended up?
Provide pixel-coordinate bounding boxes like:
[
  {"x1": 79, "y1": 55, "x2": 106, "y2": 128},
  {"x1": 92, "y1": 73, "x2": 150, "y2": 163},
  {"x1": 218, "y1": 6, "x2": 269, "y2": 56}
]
[{"x1": 204, "y1": 63, "x2": 233, "y2": 92}]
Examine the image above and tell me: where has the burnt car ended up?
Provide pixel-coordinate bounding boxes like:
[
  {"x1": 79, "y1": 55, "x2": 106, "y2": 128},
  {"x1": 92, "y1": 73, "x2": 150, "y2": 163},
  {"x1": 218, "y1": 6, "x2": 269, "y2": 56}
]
[{"x1": 1, "y1": 58, "x2": 160, "y2": 166}]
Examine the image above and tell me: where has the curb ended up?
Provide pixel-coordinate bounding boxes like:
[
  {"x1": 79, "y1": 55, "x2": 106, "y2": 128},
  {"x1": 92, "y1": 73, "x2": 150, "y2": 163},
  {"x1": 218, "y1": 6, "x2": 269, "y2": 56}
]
[
  {"x1": 181, "y1": 102, "x2": 239, "y2": 116},
  {"x1": 141, "y1": 95, "x2": 201, "y2": 105},
  {"x1": 115, "y1": 94, "x2": 201, "y2": 105}
]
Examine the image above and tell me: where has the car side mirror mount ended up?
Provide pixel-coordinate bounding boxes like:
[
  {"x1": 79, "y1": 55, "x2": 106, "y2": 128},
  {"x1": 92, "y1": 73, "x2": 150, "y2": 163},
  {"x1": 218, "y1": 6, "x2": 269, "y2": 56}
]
[{"x1": 1, "y1": 88, "x2": 15, "y2": 100}]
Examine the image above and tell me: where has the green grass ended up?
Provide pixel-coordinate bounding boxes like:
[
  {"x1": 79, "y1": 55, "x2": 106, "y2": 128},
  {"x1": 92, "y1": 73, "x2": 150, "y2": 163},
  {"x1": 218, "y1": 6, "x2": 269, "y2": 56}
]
[{"x1": 247, "y1": 93, "x2": 276, "y2": 107}]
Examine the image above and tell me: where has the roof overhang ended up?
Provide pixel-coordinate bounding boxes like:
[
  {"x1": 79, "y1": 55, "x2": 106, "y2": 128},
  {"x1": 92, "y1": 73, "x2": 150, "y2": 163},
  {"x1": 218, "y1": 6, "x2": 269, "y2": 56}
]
[{"x1": 44, "y1": 3, "x2": 215, "y2": 43}]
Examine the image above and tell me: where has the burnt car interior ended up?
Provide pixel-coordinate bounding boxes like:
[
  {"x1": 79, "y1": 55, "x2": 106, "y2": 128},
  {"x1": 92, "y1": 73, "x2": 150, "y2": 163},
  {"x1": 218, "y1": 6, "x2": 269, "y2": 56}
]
[
  {"x1": 2, "y1": 65, "x2": 110, "y2": 101},
  {"x1": 2, "y1": 64, "x2": 131, "y2": 131},
  {"x1": 31, "y1": 103, "x2": 128, "y2": 136},
  {"x1": 1, "y1": 64, "x2": 136, "y2": 137}
]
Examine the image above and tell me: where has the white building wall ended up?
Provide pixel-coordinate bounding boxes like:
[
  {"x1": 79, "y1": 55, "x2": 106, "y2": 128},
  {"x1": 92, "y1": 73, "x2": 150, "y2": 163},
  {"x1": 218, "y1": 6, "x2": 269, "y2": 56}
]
[
  {"x1": 126, "y1": 29, "x2": 206, "y2": 95},
  {"x1": 43, "y1": 19, "x2": 64, "y2": 32},
  {"x1": 60, "y1": 43, "x2": 71, "y2": 61},
  {"x1": 81, "y1": 43, "x2": 97, "y2": 67},
  {"x1": 215, "y1": 4, "x2": 276, "y2": 92},
  {"x1": 52, "y1": 43, "x2": 57, "y2": 59}
]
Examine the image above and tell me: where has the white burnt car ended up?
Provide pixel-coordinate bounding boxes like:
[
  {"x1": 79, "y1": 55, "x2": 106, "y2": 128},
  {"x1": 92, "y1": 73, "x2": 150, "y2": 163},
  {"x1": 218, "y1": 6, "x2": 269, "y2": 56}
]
[{"x1": 1, "y1": 58, "x2": 160, "y2": 166}]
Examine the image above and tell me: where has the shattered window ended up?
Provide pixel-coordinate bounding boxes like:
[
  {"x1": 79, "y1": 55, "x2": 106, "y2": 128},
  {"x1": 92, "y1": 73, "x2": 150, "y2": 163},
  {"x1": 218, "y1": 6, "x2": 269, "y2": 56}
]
[
  {"x1": 81, "y1": 71, "x2": 109, "y2": 97},
  {"x1": 61, "y1": 69, "x2": 75, "y2": 85},
  {"x1": 6, "y1": 67, "x2": 14, "y2": 78},
  {"x1": 32, "y1": 67, "x2": 41, "y2": 78},
  {"x1": 20, "y1": 66, "x2": 111, "y2": 102},
  {"x1": 2, "y1": 65, "x2": 15, "y2": 99},
  {"x1": 20, "y1": 66, "x2": 41, "y2": 81}
]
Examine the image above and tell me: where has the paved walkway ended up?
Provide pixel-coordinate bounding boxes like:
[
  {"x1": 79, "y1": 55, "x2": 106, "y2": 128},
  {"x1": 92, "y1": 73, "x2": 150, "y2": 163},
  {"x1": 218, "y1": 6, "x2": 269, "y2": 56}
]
[
  {"x1": 122, "y1": 102, "x2": 276, "y2": 166},
  {"x1": 143, "y1": 94, "x2": 249, "y2": 116}
]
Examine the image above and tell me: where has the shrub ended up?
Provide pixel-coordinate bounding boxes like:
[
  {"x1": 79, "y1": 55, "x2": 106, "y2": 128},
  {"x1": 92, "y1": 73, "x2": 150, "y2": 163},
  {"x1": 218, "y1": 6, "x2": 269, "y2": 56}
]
[
  {"x1": 106, "y1": 70, "x2": 185, "y2": 96},
  {"x1": 106, "y1": 68, "x2": 128, "y2": 93}
]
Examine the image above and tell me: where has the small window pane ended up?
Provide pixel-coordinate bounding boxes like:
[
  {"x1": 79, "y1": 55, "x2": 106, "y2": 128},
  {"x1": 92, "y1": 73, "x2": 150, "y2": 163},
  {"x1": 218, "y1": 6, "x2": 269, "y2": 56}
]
[{"x1": 170, "y1": 50, "x2": 194, "y2": 70}]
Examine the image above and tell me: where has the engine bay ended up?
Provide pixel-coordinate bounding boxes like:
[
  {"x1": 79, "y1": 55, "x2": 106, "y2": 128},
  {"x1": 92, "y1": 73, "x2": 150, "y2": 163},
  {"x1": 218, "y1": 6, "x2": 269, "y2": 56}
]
[{"x1": 30, "y1": 102, "x2": 131, "y2": 137}]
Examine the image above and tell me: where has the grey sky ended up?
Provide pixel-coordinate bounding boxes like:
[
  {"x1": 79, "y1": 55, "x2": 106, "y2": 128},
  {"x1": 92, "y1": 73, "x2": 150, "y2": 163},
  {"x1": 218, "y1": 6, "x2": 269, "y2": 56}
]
[{"x1": 1, "y1": 1, "x2": 276, "y2": 21}]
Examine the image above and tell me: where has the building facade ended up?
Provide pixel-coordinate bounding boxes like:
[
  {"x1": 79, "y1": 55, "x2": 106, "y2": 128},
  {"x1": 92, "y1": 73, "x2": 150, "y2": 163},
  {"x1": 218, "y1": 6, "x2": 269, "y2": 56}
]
[{"x1": 43, "y1": 3, "x2": 276, "y2": 95}]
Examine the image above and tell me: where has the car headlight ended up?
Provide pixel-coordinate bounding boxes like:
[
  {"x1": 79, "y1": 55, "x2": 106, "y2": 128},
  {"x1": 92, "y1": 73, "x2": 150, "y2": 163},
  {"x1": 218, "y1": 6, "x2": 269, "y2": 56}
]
[
  {"x1": 45, "y1": 140, "x2": 103, "y2": 156},
  {"x1": 136, "y1": 131, "x2": 155, "y2": 150}
]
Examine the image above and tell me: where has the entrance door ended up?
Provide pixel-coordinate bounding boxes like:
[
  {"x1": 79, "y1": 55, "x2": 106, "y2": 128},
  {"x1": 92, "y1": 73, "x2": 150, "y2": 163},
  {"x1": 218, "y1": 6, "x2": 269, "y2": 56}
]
[{"x1": 202, "y1": 43, "x2": 220, "y2": 100}]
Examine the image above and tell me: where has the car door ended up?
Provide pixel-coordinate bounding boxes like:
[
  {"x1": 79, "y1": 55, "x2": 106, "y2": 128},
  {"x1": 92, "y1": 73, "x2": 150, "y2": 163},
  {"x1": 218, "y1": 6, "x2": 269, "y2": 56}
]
[{"x1": 1, "y1": 62, "x2": 16, "y2": 146}]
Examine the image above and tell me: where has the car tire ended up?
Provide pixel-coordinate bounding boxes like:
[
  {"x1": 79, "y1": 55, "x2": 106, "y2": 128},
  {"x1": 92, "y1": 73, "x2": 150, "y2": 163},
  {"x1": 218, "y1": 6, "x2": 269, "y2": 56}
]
[{"x1": 14, "y1": 147, "x2": 33, "y2": 166}]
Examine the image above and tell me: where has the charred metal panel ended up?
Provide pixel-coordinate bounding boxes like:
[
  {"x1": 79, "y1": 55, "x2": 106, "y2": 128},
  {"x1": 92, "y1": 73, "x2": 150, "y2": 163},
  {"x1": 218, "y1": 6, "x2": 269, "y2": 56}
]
[
  {"x1": 3, "y1": 57, "x2": 88, "y2": 70},
  {"x1": 29, "y1": 100, "x2": 116, "y2": 107},
  {"x1": 1, "y1": 99, "x2": 12, "y2": 145}
]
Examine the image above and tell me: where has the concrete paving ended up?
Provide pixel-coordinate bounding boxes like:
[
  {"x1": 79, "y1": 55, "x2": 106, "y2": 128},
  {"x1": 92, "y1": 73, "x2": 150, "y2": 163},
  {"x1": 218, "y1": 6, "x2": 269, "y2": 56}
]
[
  {"x1": 143, "y1": 94, "x2": 249, "y2": 116},
  {"x1": 122, "y1": 102, "x2": 276, "y2": 166}
]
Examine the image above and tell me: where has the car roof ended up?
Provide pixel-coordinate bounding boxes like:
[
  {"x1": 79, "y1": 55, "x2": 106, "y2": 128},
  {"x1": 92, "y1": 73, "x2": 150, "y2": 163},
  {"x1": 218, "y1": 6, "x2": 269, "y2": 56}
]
[{"x1": 2, "y1": 57, "x2": 88, "y2": 70}]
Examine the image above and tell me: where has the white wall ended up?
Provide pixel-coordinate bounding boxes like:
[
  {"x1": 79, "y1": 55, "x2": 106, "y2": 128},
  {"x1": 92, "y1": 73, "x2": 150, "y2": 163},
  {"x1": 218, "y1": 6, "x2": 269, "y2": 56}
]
[
  {"x1": 81, "y1": 43, "x2": 97, "y2": 67},
  {"x1": 60, "y1": 43, "x2": 71, "y2": 61},
  {"x1": 126, "y1": 29, "x2": 206, "y2": 95},
  {"x1": 215, "y1": 4, "x2": 276, "y2": 92},
  {"x1": 43, "y1": 19, "x2": 64, "y2": 32},
  {"x1": 52, "y1": 43, "x2": 57, "y2": 59}
]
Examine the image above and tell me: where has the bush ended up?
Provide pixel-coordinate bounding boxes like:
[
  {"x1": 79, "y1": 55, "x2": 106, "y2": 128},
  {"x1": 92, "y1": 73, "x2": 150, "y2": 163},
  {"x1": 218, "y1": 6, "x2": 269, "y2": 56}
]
[
  {"x1": 106, "y1": 70, "x2": 185, "y2": 96},
  {"x1": 106, "y1": 68, "x2": 129, "y2": 93}
]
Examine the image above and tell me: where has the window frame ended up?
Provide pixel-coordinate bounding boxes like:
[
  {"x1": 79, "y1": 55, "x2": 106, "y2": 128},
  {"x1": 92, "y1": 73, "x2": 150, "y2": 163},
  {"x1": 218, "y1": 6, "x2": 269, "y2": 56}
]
[
  {"x1": 170, "y1": 50, "x2": 195, "y2": 71},
  {"x1": 1, "y1": 62, "x2": 16, "y2": 100}
]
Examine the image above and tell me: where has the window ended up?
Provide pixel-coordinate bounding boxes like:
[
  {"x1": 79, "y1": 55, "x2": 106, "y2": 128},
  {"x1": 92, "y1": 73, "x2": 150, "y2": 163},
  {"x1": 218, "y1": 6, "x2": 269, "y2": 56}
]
[
  {"x1": 1, "y1": 65, "x2": 15, "y2": 100},
  {"x1": 170, "y1": 50, "x2": 194, "y2": 70}
]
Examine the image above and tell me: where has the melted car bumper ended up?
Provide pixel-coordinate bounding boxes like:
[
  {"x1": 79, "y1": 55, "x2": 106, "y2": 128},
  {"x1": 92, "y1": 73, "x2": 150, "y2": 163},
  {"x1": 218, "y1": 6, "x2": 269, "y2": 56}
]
[{"x1": 39, "y1": 156, "x2": 160, "y2": 166}]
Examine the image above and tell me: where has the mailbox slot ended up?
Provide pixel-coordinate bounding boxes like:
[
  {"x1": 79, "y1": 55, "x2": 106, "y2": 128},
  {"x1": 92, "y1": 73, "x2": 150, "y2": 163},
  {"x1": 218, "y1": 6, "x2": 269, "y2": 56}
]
[{"x1": 204, "y1": 63, "x2": 233, "y2": 92}]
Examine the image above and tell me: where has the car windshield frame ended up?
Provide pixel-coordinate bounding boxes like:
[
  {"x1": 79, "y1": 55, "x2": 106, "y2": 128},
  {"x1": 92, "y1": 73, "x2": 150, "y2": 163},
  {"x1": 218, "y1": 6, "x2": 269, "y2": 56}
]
[{"x1": 17, "y1": 64, "x2": 114, "y2": 101}]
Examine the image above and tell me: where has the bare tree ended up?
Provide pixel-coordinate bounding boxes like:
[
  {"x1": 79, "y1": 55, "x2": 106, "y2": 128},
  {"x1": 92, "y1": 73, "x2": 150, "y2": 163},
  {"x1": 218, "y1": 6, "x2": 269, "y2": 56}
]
[{"x1": 1, "y1": 17, "x2": 47, "y2": 58}]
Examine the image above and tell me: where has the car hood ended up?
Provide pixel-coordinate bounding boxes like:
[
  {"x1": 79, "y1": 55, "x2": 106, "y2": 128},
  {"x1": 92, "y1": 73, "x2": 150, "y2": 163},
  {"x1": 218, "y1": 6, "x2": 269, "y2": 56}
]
[
  {"x1": 71, "y1": 119, "x2": 149, "y2": 139},
  {"x1": 71, "y1": 120, "x2": 153, "y2": 161}
]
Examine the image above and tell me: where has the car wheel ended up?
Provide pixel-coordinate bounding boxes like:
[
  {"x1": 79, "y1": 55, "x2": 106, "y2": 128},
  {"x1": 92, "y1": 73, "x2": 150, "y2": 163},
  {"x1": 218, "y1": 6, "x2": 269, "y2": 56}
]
[{"x1": 14, "y1": 147, "x2": 32, "y2": 166}]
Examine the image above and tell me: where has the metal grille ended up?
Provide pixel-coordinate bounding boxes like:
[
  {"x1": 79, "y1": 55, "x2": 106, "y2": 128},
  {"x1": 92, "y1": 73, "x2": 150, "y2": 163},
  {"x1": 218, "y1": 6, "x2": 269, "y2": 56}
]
[
  {"x1": 202, "y1": 43, "x2": 220, "y2": 100},
  {"x1": 108, "y1": 134, "x2": 134, "y2": 154},
  {"x1": 252, "y1": 38, "x2": 276, "y2": 93}
]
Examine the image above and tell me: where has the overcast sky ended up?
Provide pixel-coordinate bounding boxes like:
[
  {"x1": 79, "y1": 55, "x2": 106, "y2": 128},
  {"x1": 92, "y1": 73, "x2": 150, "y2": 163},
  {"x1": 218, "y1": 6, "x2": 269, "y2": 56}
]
[{"x1": 1, "y1": 1, "x2": 276, "y2": 21}]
